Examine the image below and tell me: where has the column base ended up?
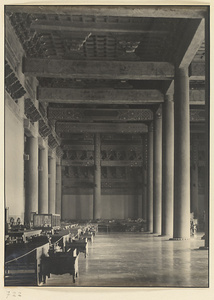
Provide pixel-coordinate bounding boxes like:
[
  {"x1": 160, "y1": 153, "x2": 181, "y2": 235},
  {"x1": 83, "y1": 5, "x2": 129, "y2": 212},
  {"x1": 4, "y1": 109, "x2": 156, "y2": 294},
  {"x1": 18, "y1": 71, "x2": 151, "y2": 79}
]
[{"x1": 169, "y1": 237, "x2": 190, "y2": 241}]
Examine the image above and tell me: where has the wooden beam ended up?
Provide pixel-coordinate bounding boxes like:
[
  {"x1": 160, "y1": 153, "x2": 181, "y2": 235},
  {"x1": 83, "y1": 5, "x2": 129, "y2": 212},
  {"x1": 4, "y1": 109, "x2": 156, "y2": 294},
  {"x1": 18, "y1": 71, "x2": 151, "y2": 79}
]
[
  {"x1": 56, "y1": 122, "x2": 148, "y2": 134},
  {"x1": 62, "y1": 160, "x2": 94, "y2": 167},
  {"x1": 62, "y1": 144, "x2": 143, "y2": 151},
  {"x1": 62, "y1": 188, "x2": 141, "y2": 195},
  {"x1": 6, "y1": 6, "x2": 207, "y2": 19},
  {"x1": 175, "y1": 19, "x2": 205, "y2": 68},
  {"x1": 62, "y1": 139, "x2": 143, "y2": 146},
  {"x1": 62, "y1": 159, "x2": 143, "y2": 167},
  {"x1": 50, "y1": 106, "x2": 205, "y2": 126},
  {"x1": 43, "y1": 88, "x2": 203, "y2": 106},
  {"x1": 30, "y1": 19, "x2": 169, "y2": 35},
  {"x1": 62, "y1": 145, "x2": 94, "y2": 151},
  {"x1": 23, "y1": 58, "x2": 174, "y2": 80},
  {"x1": 101, "y1": 160, "x2": 143, "y2": 167},
  {"x1": 63, "y1": 181, "x2": 141, "y2": 189},
  {"x1": 101, "y1": 145, "x2": 142, "y2": 151},
  {"x1": 39, "y1": 88, "x2": 163, "y2": 104},
  {"x1": 62, "y1": 178, "x2": 142, "y2": 186},
  {"x1": 48, "y1": 107, "x2": 154, "y2": 121}
]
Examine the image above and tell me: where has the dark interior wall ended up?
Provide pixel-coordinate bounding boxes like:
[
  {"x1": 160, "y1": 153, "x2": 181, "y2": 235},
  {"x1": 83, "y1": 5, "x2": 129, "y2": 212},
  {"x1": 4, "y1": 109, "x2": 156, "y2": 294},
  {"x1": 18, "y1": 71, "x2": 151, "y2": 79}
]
[{"x1": 61, "y1": 194, "x2": 142, "y2": 220}]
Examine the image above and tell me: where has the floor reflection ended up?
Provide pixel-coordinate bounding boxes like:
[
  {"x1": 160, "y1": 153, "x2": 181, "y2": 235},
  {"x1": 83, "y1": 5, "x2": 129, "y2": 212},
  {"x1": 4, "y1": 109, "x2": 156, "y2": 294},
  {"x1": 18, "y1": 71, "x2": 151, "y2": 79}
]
[{"x1": 43, "y1": 232, "x2": 208, "y2": 287}]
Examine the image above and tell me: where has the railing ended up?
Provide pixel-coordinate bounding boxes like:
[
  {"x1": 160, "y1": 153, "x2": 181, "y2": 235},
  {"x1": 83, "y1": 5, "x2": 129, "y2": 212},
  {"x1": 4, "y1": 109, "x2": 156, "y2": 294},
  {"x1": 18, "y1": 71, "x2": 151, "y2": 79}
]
[{"x1": 5, "y1": 242, "x2": 49, "y2": 286}]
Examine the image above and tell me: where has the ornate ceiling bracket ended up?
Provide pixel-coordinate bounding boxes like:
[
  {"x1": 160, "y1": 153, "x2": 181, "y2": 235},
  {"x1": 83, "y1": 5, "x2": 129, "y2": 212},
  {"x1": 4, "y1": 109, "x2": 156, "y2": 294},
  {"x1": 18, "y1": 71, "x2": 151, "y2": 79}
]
[
  {"x1": 48, "y1": 108, "x2": 84, "y2": 121},
  {"x1": 24, "y1": 97, "x2": 60, "y2": 149},
  {"x1": 39, "y1": 119, "x2": 51, "y2": 138},
  {"x1": 48, "y1": 134, "x2": 59, "y2": 149},
  {"x1": 7, "y1": 12, "x2": 46, "y2": 58},
  {"x1": 5, "y1": 60, "x2": 26, "y2": 101},
  {"x1": 24, "y1": 98, "x2": 41, "y2": 122},
  {"x1": 56, "y1": 146, "x2": 64, "y2": 158},
  {"x1": 48, "y1": 131, "x2": 60, "y2": 149}
]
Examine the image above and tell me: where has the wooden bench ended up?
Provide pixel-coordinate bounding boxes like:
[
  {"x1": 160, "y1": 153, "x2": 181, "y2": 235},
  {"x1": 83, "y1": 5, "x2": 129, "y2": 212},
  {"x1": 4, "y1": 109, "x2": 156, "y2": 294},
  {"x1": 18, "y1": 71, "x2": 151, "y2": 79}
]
[
  {"x1": 65, "y1": 239, "x2": 88, "y2": 258},
  {"x1": 80, "y1": 233, "x2": 94, "y2": 242},
  {"x1": 40, "y1": 252, "x2": 78, "y2": 283}
]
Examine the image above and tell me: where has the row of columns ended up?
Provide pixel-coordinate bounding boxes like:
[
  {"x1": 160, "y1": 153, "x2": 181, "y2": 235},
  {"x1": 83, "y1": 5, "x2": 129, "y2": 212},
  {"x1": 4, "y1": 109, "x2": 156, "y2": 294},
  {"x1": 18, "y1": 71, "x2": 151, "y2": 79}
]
[
  {"x1": 54, "y1": 66, "x2": 205, "y2": 242},
  {"x1": 25, "y1": 136, "x2": 62, "y2": 224},
  {"x1": 146, "y1": 67, "x2": 191, "y2": 239}
]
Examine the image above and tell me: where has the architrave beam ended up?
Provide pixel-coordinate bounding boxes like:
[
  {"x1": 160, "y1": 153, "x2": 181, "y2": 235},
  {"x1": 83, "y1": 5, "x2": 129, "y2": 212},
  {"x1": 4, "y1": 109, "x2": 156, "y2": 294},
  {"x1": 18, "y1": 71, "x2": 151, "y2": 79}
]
[
  {"x1": 30, "y1": 19, "x2": 169, "y2": 34},
  {"x1": 23, "y1": 58, "x2": 174, "y2": 80},
  {"x1": 40, "y1": 88, "x2": 162, "y2": 104},
  {"x1": 62, "y1": 160, "x2": 143, "y2": 167},
  {"x1": 56, "y1": 122, "x2": 148, "y2": 134},
  {"x1": 42, "y1": 87, "x2": 203, "y2": 105}
]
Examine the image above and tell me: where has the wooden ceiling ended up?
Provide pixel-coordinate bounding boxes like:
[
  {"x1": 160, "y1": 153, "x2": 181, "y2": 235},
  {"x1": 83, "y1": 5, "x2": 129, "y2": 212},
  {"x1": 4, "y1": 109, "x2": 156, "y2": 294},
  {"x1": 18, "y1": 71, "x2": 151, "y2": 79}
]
[{"x1": 5, "y1": 5, "x2": 207, "y2": 188}]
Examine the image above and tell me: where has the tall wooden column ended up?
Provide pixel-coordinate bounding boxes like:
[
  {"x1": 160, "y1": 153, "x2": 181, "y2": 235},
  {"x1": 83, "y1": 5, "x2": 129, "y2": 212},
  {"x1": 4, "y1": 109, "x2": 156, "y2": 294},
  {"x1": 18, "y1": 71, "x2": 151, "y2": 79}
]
[
  {"x1": 56, "y1": 159, "x2": 62, "y2": 216},
  {"x1": 142, "y1": 135, "x2": 147, "y2": 221},
  {"x1": 153, "y1": 107, "x2": 162, "y2": 235},
  {"x1": 93, "y1": 133, "x2": 101, "y2": 219},
  {"x1": 38, "y1": 144, "x2": 48, "y2": 214},
  {"x1": 147, "y1": 123, "x2": 153, "y2": 232},
  {"x1": 162, "y1": 94, "x2": 174, "y2": 237},
  {"x1": 25, "y1": 137, "x2": 38, "y2": 223},
  {"x1": 48, "y1": 154, "x2": 56, "y2": 214},
  {"x1": 173, "y1": 67, "x2": 190, "y2": 240}
]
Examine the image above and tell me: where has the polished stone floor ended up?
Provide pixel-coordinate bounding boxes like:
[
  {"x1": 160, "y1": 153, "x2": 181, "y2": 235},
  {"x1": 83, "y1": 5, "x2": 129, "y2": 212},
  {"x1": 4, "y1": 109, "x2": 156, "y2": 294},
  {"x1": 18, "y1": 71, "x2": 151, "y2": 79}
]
[{"x1": 43, "y1": 232, "x2": 209, "y2": 288}]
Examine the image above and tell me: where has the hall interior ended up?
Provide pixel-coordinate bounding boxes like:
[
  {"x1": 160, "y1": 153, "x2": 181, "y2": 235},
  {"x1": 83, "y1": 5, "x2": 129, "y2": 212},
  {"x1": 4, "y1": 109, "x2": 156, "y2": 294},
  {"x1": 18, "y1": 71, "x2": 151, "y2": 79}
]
[{"x1": 4, "y1": 5, "x2": 209, "y2": 288}]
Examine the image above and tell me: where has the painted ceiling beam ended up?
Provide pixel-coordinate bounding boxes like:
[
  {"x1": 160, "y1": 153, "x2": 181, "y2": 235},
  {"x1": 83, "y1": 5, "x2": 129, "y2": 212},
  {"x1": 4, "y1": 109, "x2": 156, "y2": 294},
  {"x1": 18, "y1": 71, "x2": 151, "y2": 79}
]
[
  {"x1": 23, "y1": 58, "x2": 174, "y2": 80},
  {"x1": 62, "y1": 144, "x2": 143, "y2": 151},
  {"x1": 30, "y1": 19, "x2": 169, "y2": 34},
  {"x1": 40, "y1": 87, "x2": 204, "y2": 105},
  {"x1": 56, "y1": 122, "x2": 148, "y2": 134},
  {"x1": 38, "y1": 88, "x2": 163, "y2": 104},
  {"x1": 48, "y1": 106, "x2": 205, "y2": 122},
  {"x1": 62, "y1": 160, "x2": 143, "y2": 167},
  {"x1": 6, "y1": 5, "x2": 207, "y2": 19},
  {"x1": 48, "y1": 108, "x2": 153, "y2": 121}
]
